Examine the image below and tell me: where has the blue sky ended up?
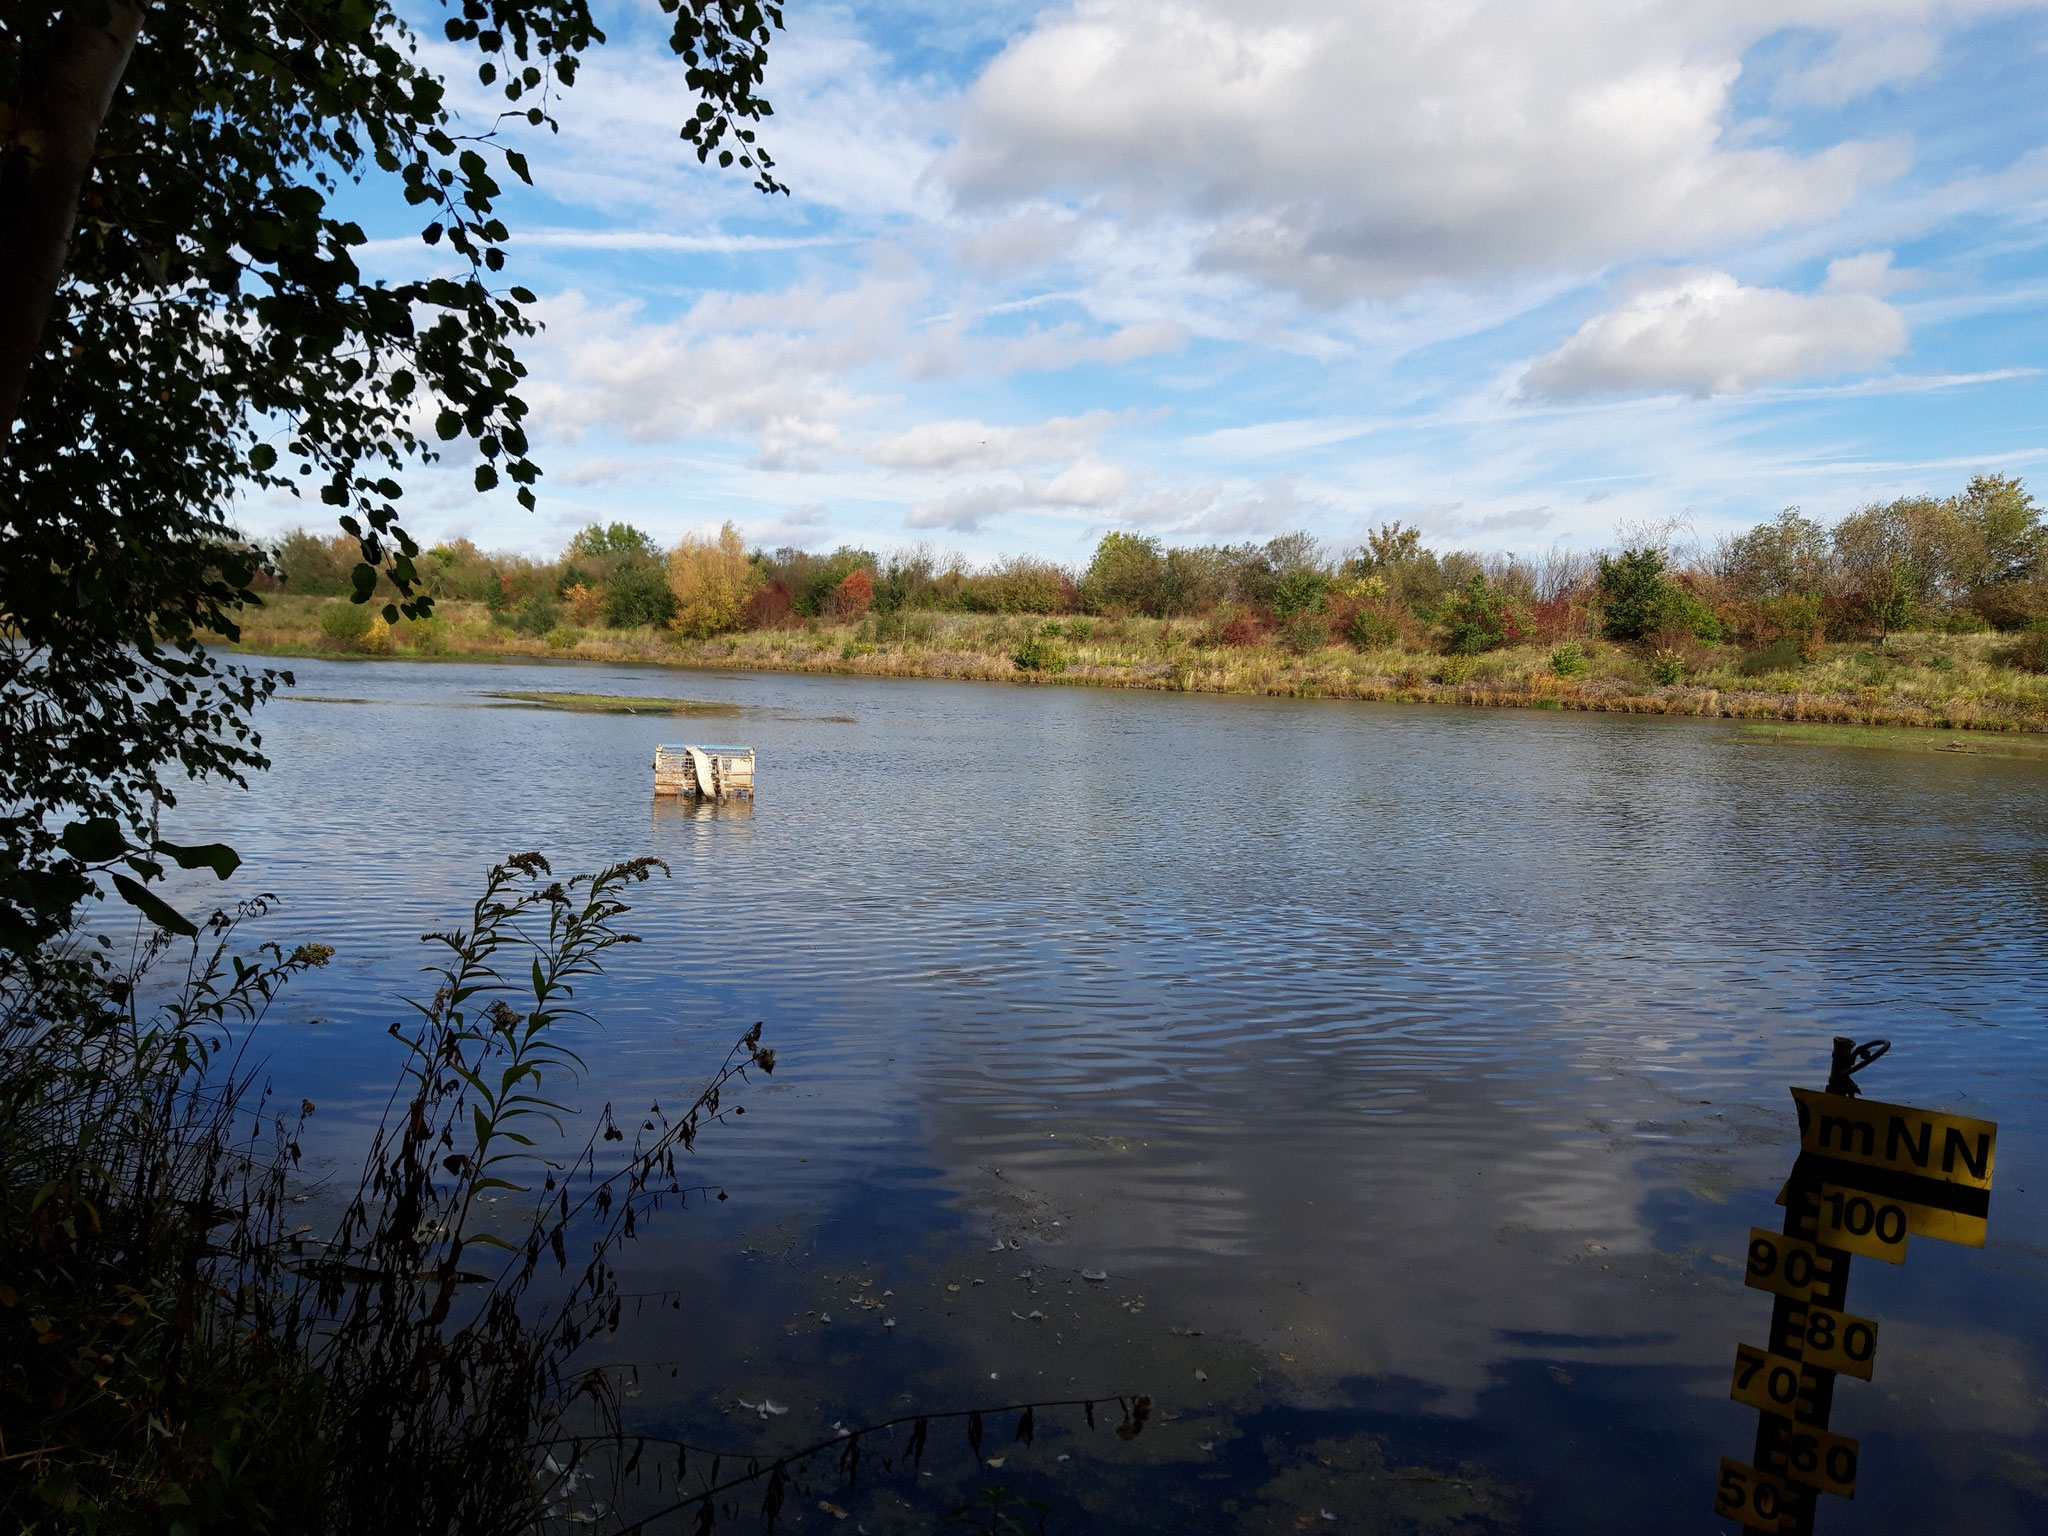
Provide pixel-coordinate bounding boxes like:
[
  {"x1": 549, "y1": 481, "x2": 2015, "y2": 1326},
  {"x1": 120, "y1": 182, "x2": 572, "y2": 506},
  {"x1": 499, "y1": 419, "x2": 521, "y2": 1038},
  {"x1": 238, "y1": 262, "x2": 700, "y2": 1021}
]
[{"x1": 259, "y1": 0, "x2": 2048, "y2": 565}]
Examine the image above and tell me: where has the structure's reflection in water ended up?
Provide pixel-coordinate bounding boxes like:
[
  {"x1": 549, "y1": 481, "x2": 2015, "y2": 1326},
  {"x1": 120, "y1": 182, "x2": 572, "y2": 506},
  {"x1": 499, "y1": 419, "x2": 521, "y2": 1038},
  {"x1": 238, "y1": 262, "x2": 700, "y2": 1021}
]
[{"x1": 178, "y1": 659, "x2": 2048, "y2": 1533}]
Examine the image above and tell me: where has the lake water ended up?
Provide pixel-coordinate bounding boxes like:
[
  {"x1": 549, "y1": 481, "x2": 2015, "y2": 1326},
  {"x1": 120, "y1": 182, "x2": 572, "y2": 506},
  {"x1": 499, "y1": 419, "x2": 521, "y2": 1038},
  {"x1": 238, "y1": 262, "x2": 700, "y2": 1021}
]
[{"x1": 164, "y1": 656, "x2": 2048, "y2": 1534}]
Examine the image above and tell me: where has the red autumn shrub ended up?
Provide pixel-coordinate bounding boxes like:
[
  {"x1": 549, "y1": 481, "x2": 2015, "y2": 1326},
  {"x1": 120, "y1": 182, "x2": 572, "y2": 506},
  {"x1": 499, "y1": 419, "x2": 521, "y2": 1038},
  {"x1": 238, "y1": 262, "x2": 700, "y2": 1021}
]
[
  {"x1": 741, "y1": 578, "x2": 795, "y2": 630},
  {"x1": 1531, "y1": 594, "x2": 1592, "y2": 643},
  {"x1": 830, "y1": 568, "x2": 874, "y2": 619}
]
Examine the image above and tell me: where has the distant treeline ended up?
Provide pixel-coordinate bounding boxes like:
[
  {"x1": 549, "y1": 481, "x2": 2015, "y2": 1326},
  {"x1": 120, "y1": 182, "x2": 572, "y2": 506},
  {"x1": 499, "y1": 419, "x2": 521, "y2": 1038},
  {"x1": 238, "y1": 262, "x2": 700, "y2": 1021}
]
[{"x1": 268, "y1": 474, "x2": 2048, "y2": 663}]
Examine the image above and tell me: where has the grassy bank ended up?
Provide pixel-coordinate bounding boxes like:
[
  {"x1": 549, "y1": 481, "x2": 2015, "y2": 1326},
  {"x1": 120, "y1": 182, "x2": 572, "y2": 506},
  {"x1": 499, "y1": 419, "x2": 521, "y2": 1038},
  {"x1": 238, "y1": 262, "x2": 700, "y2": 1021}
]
[{"x1": 228, "y1": 593, "x2": 2048, "y2": 734}]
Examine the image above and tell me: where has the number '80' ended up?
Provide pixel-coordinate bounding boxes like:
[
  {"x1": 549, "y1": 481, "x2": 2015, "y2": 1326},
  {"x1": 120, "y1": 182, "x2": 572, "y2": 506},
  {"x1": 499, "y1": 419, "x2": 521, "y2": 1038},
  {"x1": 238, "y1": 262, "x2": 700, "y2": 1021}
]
[{"x1": 1802, "y1": 1309, "x2": 1875, "y2": 1363}]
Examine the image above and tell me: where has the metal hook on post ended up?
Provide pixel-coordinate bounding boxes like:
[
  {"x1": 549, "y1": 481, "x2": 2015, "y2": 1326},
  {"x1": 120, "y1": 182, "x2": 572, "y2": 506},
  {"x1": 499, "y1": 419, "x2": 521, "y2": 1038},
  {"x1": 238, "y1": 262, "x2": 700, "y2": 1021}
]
[{"x1": 1825, "y1": 1036, "x2": 1892, "y2": 1098}]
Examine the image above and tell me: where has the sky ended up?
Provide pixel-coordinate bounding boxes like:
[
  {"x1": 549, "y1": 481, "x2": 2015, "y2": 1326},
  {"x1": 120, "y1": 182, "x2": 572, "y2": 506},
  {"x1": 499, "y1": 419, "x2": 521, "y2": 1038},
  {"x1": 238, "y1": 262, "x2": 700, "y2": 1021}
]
[{"x1": 255, "y1": 0, "x2": 2048, "y2": 566}]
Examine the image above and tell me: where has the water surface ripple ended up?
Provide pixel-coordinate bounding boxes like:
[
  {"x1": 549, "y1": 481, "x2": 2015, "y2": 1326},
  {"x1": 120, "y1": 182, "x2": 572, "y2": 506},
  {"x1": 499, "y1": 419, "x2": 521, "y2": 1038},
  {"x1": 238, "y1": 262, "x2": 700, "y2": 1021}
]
[{"x1": 168, "y1": 658, "x2": 2048, "y2": 1534}]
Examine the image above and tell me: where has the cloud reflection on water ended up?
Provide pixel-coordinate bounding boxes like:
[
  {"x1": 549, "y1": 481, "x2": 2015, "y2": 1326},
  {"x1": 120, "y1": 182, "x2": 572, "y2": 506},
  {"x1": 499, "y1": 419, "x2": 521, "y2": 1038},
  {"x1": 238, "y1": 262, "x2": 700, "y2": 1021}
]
[{"x1": 164, "y1": 657, "x2": 2048, "y2": 1531}]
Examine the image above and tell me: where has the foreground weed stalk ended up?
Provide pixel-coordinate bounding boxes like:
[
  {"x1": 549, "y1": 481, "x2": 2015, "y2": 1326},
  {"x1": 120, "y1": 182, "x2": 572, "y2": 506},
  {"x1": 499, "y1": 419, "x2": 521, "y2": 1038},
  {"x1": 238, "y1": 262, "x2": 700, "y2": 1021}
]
[{"x1": 1, "y1": 854, "x2": 775, "y2": 1534}]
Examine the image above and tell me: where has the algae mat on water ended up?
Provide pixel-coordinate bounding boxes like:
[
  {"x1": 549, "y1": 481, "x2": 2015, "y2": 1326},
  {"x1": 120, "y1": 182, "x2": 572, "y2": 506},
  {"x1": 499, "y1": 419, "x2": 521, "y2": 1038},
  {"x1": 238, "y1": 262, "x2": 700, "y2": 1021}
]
[
  {"x1": 481, "y1": 691, "x2": 742, "y2": 716},
  {"x1": 1735, "y1": 721, "x2": 2048, "y2": 760}
]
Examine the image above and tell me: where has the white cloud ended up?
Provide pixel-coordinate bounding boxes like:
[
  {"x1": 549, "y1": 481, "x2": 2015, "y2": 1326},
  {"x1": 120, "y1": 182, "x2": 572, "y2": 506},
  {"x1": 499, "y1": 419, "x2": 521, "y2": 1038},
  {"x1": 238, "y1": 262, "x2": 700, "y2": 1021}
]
[
  {"x1": 1773, "y1": 25, "x2": 1941, "y2": 107},
  {"x1": 435, "y1": 11, "x2": 950, "y2": 230},
  {"x1": 1117, "y1": 472, "x2": 1333, "y2": 536},
  {"x1": 992, "y1": 319, "x2": 1189, "y2": 372},
  {"x1": 905, "y1": 484, "x2": 1032, "y2": 531},
  {"x1": 555, "y1": 456, "x2": 680, "y2": 487},
  {"x1": 902, "y1": 456, "x2": 1133, "y2": 530},
  {"x1": 1042, "y1": 458, "x2": 1130, "y2": 505},
  {"x1": 956, "y1": 210, "x2": 1087, "y2": 273},
  {"x1": 521, "y1": 275, "x2": 919, "y2": 446},
  {"x1": 935, "y1": 0, "x2": 2040, "y2": 303},
  {"x1": 866, "y1": 411, "x2": 1118, "y2": 470},
  {"x1": 1519, "y1": 268, "x2": 1909, "y2": 399},
  {"x1": 1823, "y1": 250, "x2": 1907, "y2": 295},
  {"x1": 515, "y1": 230, "x2": 847, "y2": 254},
  {"x1": 743, "y1": 502, "x2": 835, "y2": 546}
]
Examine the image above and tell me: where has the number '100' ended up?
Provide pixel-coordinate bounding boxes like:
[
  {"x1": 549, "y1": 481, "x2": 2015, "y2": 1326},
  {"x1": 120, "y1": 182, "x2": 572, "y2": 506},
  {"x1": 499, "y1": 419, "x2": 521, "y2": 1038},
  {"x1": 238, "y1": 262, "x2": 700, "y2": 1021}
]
[{"x1": 1824, "y1": 1190, "x2": 1906, "y2": 1244}]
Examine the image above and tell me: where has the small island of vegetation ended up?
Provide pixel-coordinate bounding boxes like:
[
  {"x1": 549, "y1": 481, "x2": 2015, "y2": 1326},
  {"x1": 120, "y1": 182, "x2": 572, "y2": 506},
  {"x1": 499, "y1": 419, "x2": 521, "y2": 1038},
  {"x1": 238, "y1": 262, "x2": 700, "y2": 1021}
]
[{"x1": 239, "y1": 477, "x2": 2048, "y2": 734}]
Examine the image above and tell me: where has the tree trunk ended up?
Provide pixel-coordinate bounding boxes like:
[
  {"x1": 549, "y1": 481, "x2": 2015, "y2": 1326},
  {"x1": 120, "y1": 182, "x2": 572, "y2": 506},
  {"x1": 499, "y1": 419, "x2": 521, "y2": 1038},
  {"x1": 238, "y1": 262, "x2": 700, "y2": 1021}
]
[{"x1": 0, "y1": 0, "x2": 145, "y2": 440}]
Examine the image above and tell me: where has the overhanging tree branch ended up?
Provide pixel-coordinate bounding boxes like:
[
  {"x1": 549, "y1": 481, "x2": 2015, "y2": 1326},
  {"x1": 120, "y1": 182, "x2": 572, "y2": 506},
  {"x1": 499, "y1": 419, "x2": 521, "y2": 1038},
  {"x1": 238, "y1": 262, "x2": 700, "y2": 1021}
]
[{"x1": 0, "y1": 0, "x2": 143, "y2": 434}]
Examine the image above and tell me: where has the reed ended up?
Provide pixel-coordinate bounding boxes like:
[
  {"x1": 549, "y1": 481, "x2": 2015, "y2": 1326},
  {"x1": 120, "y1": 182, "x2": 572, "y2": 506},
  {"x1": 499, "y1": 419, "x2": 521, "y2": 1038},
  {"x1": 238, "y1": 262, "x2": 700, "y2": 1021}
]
[{"x1": 0, "y1": 856, "x2": 776, "y2": 1533}]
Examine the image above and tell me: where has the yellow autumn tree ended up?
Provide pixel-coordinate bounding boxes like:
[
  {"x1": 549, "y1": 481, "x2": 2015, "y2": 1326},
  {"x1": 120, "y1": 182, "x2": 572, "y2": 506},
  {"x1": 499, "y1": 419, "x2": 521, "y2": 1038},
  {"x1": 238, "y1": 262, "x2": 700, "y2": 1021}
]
[{"x1": 666, "y1": 522, "x2": 760, "y2": 638}]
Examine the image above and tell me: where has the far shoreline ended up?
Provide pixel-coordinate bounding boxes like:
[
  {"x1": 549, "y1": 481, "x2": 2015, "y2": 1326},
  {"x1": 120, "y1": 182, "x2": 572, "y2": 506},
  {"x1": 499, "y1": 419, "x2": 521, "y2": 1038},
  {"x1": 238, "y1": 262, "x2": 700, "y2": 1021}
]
[{"x1": 223, "y1": 599, "x2": 2048, "y2": 744}]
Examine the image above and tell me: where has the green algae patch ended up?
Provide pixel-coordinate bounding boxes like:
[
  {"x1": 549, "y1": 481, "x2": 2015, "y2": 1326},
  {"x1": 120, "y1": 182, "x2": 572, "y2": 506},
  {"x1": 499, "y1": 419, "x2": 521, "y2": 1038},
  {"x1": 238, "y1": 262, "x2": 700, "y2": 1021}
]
[
  {"x1": 1733, "y1": 721, "x2": 2048, "y2": 760},
  {"x1": 481, "y1": 690, "x2": 742, "y2": 716}
]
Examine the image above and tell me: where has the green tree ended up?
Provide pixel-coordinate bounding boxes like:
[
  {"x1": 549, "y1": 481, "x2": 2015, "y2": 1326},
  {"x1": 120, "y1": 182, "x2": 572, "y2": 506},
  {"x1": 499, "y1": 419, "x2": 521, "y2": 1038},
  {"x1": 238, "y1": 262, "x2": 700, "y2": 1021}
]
[
  {"x1": 1436, "y1": 574, "x2": 1527, "y2": 655},
  {"x1": 1347, "y1": 521, "x2": 1423, "y2": 574},
  {"x1": 567, "y1": 521, "x2": 660, "y2": 561},
  {"x1": 1158, "y1": 544, "x2": 1227, "y2": 614},
  {"x1": 1221, "y1": 531, "x2": 1325, "y2": 610},
  {"x1": 1270, "y1": 567, "x2": 1329, "y2": 618},
  {"x1": 1596, "y1": 547, "x2": 1669, "y2": 642},
  {"x1": 1343, "y1": 521, "x2": 1460, "y2": 611},
  {"x1": 1, "y1": 1, "x2": 787, "y2": 953},
  {"x1": 601, "y1": 562, "x2": 679, "y2": 628},
  {"x1": 273, "y1": 528, "x2": 356, "y2": 595},
  {"x1": 1080, "y1": 530, "x2": 1165, "y2": 614},
  {"x1": 1951, "y1": 474, "x2": 2044, "y2": 628},
  {"x1": 1721, "y1": 508, "x2": 1831, "y2": 600},
  {"x1": 1832, "y1": 498, "x2": 1950, "y2": 635},
  {"x1": 1954, "y1": 474, "x2": 2043, "y2": 586}
]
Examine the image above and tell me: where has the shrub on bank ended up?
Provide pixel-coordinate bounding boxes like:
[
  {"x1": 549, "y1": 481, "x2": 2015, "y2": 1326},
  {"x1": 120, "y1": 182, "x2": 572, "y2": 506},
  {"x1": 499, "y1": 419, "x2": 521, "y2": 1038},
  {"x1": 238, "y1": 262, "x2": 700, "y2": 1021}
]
[
  {"x1": 1998, "y1": 623, "x2": 2048, "y2": 674},
  {"x1": 667, "y1": 522, "x2": 759, "y2": 637},
  {"x1": 742, "y1": 577, "x2": 797, "y2": 630},
  {"x1": 1012, "y1": 628, "x2": 1066, "y2": 673},
  {"x1": 602, "y1": 563, "x2": 678, "y2": 628},
  {"x1": 830, "y1": 568, "x2": 875, "y2": 619},
  {"x1": 1208, "y1": 609, "x2": 1267, "y2": 648},
  {"x1": 1279, "y1": 610, "x2": 1330, "y2": 655},
  {"x1": 1436, "y1": 575, "x2": 1529, "y2": 655},
  {"x1": 1740, "y1": 638, "x2": 1805, "y2": 676},
  {"x1": 1648, "y1": 649, "x2": 1687, "y2": 685},
  {"x1": 1345, "y1": 604, "x2": 1403, "y2": 651},
  {"x1": 318, "y1": 600, "x2": 373, "y2": 646}
]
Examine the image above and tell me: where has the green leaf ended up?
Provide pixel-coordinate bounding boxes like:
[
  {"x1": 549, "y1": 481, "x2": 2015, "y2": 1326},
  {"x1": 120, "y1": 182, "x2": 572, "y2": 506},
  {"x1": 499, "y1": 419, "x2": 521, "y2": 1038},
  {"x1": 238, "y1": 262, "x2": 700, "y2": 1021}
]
[
  {"x1": 472, "y1": 1104, "x2": 490, "y2": 1149},
  {"x1": 111, "y1": 875, "x2": 197, "y2": 937},
  {"x1": 249, "y1": 443, "x2": 278, "y2": 472},
  {"x1": 61, "y1": 818, "x2": 129, "y2": 862},
  {"x1": 154, "y1": 840, "x2": 241, "y2": 880},
  {"x1": 505, "y1": 149, "x2": 532, "y2": 184}
]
